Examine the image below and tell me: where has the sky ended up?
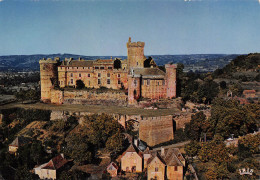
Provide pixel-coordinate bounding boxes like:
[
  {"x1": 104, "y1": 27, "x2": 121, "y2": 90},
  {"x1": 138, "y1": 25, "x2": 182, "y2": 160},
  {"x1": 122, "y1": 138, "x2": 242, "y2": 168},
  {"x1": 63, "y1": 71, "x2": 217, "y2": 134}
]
[{"x1": 0, "y1": 0, "x2": 259, "y2": 56}]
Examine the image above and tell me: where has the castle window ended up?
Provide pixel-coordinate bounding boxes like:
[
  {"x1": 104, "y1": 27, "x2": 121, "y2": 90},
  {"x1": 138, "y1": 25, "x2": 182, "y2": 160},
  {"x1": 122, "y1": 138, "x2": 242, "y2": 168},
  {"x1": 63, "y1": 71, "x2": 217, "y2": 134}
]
[
  {"x1": 95, "y1": 67, "x2": 99, "y2": 69},
  {"x1": 108, "y1": 67, "x2": 113, "y2": 69},
  {"x1": 118, "y1": 79, "x2": 121, "y2": 85},
  {"x1": 58, "y1": 81, "x2": 60, "y2": 85},
  {"x1": 137, "y1": 62, "x2": 138, "y2": 65},
  {"x1": 61, "y1": 67, "x2": 62, "y2": 70},
  {"x1": 107, "y1": 79, "x2": 110, "y2": 84},
  {"x1": 118, "y1": 74, "x2": 120, "y2": 78},
  {"x1": 98, "y1": 73, "x2": 101, "y2": 77},
  {"x1": 88, "y1": 74, "x2": 90, "y2": 77},
  {"x1": 158, "y1": 81, "x2": 160, "y2": 85},
  {"x1": 100, "y1": 67, "x2": 104, "y2": 69},
  {"x1": 175, "y1": 166, "x2": 178, "y2": 171},
  {"x1": 71, "y1": 73, "x2": 73, "y2": 77},
  {"x1": 155, "y1": 167, "x2": 158, "y2": 172},
  {"x1": 83, "y1": 67, "x2": 85, "y2": 69},
  {"x1": 134, "y1": 80, "x2": 137, "y2": 86},
  {"x1": 107, "y1": 73, "x2": 110, "y2": 77},
  {"x1": 71, "y1": 79, "x2": 73, "y2": 84},
  {"x1": 98, "y1": 79, "x2": 101, "y2": 85},
  {"x1": 79, "y1": 73, "x2": 81, "y2": 77},
  {"x1": 142, "y1": 80, "x2": 144, "y2": 85},
  {"x1": 147, "y1": 79, "x2": 150, "y2": 85},
  {"x1": 77, "y1": 67, "x2": 78, "y2": 69},
  {"x1": 162, "y1": 80, "x2": 165, "y2": 85}
]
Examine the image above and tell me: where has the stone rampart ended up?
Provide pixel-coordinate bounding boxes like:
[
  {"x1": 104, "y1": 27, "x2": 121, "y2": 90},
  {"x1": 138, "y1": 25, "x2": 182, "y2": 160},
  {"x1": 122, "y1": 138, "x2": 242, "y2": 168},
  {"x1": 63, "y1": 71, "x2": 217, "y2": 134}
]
[
  {"x1": 49, "y1": 110, "x2": 193, "y2": 147},
  {"x1": 139, "y1": 115, "x2": 174, "y2": 146},
  {"x1": 50, "y1": 89, "x2": 128, "y2": 106}
]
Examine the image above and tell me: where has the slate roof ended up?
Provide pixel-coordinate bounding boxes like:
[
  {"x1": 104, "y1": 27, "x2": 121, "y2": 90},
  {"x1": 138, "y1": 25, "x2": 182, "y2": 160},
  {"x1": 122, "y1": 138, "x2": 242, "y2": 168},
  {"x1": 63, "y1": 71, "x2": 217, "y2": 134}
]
[
  {"x1": 148, "y1": 148, "x2": 184, "y2": 167},
  {"x1": 9, "y1": 136, "x2": 31, "y2": 147},
  {"x1": 131, "y1": 68, "x2": 165, "y2": 79},
  {"x1": 121, "y1": 144, "x2": 143, "y2": 158},
  {"x1": 61, "y1": 60, "x2": 94, "y2": 67},
  {"x1": 146, "y1": 152, "x2": 166, "y2": 165}
]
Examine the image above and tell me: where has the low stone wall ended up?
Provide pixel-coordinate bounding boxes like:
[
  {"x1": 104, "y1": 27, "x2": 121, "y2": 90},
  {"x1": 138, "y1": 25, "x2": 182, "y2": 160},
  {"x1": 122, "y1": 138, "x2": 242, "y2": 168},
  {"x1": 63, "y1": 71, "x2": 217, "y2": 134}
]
[
  {"x1": 50, "y1": 89, "x2": 128, "y2": 106},
  {"x1": 49, "y1": 110, "x2": 194, "y2": 147}
]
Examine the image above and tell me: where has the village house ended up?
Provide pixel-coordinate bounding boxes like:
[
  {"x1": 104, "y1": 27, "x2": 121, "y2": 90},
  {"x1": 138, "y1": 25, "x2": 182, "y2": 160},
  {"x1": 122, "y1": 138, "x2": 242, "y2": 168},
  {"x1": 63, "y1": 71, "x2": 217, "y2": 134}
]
[
  {"x1": 120, "y1": 144, "x2": 143, "y2": 173},
  {"x1": 119, "y1": 143, "x2": 185, "y2": 180},
  {"x1": 34, "y1": 154, "x2": 70, "y2": 180},
  {"x1": 8, "y1": 136, "x2": 31, "y2": 155}
]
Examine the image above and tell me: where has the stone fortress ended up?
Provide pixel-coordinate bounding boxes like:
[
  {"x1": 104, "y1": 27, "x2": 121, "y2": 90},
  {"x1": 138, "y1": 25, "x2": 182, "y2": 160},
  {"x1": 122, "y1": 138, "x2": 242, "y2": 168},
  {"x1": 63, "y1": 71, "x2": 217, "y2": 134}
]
[{"x1": 39, "y1": 37, "x2": 177, "y2": 106}]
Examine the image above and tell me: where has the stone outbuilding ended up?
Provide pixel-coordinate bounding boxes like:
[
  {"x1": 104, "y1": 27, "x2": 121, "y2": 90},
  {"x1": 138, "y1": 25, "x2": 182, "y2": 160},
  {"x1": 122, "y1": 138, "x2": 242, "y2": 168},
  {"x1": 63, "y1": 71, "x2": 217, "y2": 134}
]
[{"x1": 106, "y1": 162, "x2": 119, "y2": 177}]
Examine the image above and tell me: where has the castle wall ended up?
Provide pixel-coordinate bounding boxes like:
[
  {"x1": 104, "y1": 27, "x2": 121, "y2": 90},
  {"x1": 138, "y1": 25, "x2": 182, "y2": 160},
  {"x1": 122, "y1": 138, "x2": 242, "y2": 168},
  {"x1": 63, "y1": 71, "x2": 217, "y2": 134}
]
[
  {"x1": 141, "y1": 79, "x2": 167, "y2": 99},
  {"x1": 58, "y1": 67, "x2": 128, "y2": 90},
  {"x1": 49, "y1": 110, "x2": 194, "y2": 146},
  {"x1": 50, "y1": 89, "x2": 128, "y2": 106},
  {"x1": 139, "y1": 115, "x2": 174, "y2": 147},
  {"x1": 50, "y1": 89, "x2": 64, "y2": 104}
]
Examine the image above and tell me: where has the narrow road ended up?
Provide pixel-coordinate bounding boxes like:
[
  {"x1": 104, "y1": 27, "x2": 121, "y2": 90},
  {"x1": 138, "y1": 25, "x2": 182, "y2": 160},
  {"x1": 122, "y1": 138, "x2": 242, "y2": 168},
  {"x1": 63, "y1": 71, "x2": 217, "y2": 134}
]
[{"x1": 153, "y1": 140, "x2": 190, "y2": 150}]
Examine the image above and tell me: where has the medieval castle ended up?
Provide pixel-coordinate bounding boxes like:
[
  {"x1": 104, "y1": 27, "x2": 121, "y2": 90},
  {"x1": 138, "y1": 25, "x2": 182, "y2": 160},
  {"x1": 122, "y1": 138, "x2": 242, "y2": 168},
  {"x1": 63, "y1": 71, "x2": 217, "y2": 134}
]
[{"x1": 39, "y1": 38, "x2": 177, "y2": 106}]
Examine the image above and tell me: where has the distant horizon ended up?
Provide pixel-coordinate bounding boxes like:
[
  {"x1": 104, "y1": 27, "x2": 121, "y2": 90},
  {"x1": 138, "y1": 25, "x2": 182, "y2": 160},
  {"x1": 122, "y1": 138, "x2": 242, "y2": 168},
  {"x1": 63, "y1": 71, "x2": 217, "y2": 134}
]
[
  {"x1": 0, "y1": 52, "x2": 245, "y2": 57},
  {"x1": 0, "y1": 0, "x2": 260, "y2": 56}
]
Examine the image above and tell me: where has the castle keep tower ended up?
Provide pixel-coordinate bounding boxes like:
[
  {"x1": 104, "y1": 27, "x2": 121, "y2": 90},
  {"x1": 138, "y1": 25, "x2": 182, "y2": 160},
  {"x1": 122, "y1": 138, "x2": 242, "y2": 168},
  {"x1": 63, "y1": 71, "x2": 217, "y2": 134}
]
[
  {"x1": 127, "y1": 37, "x2": 145, "y2": 70},
  {"x1": 39, "y1": 58, "x2": 59, "y2": 103},
  {"x1": 165, "y1": 64, "x2": 177, "y2": 98}
]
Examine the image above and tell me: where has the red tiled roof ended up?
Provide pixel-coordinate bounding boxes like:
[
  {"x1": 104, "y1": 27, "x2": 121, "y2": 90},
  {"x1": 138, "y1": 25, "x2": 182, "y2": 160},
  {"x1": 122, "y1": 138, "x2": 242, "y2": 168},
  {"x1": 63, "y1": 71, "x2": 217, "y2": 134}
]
[
  {"x1": 43, "y1": 154, "x2": 68, "y2": 170},
  {"x1": 243, "y1": 90, "x2": 256, "y2": 94}
]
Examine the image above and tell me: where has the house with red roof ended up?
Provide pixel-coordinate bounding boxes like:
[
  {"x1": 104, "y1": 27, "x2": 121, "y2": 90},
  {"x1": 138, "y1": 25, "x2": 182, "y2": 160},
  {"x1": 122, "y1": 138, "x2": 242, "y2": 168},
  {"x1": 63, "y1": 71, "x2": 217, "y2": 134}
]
[{"x1": 34, "y1": 154, "x2": 70, "y2": 180}]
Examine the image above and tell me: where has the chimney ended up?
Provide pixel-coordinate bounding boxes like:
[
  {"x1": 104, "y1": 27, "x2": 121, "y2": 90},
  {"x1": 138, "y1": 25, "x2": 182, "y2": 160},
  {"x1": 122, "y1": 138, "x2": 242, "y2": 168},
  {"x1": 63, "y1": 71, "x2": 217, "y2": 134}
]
[{"x1": 161, "y1": 147, "x2": 165, "y2": 156}]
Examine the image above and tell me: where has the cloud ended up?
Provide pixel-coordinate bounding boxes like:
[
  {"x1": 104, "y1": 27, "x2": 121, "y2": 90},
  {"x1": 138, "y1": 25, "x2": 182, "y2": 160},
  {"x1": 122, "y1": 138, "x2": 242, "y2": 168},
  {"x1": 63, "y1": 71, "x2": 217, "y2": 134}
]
[{"x1": 0, "y1": 0, "x2": 4, "y2": 2}]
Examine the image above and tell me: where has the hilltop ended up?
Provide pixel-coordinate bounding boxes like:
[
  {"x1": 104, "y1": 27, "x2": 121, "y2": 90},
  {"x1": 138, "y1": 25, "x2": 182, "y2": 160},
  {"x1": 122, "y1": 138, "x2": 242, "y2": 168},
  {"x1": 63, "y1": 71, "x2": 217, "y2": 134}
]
[{"x1": 213, "y1": 53, "x2": 260, "y2": 81}]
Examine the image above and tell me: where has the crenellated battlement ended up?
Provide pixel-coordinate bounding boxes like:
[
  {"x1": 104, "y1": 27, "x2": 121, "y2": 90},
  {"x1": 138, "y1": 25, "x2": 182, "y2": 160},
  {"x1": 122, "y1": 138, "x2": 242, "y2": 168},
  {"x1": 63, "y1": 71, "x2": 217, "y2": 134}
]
[
  {"x1": 39, "y1": 57, "x2": 60, "y2": 64},
  {"x1": 126, "y1": 37, "x2": 145, "y2": 48}
]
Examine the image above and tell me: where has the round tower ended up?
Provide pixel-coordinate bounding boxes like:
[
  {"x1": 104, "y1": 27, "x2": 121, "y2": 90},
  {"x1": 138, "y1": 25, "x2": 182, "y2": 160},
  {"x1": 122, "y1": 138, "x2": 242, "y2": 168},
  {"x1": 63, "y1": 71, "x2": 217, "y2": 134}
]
[
  {"x1": 126, "y1": 37, "x2": 146, "y2": 70},
  {"x1": 39, "y1": 58, "x2": 59, "y2": 103}
]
